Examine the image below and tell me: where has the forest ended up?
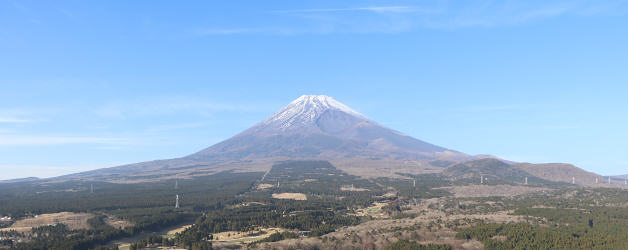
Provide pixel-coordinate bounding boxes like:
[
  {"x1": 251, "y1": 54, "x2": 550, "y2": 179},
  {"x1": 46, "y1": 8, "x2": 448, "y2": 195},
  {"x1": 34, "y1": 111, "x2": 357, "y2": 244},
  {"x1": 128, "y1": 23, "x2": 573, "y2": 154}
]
[
  {"x1": 0, "y1": 171, "x2": 262, "y2": 249},
  {"x1": 455, "y1": 192, "x2": 628, "y2": 249},
  {"x1": 3, "y1": 161, "x2": 628, "y2": 249},
  {"x1": 0, "y1": 161, "x2": 421, "y2": 249}
]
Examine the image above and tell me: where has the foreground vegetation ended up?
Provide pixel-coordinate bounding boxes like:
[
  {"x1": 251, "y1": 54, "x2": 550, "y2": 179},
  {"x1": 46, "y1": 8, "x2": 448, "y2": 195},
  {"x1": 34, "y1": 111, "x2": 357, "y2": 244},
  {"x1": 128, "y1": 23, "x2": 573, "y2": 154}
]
[{"x1": 3, "y1": 161, "x2": 628, "y2": 249}]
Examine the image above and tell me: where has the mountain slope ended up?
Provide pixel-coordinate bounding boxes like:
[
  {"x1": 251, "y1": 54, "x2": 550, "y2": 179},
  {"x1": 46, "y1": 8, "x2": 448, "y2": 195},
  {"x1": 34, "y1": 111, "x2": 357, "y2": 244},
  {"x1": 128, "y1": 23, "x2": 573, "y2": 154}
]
[
  {"x1": 58, "y1": 95, "x2": 608, "y2": 186},
  {"x1": 515, "y1": 162, "x2": 602, "y2": 186},
  {"x1": 66, "y1": 95, "x2": 472, "y2": 181},
  {"x1": 444, "y1": 159, "x2": 532, "y2": 182},
  {"x1": 189, "y1": 95, "x2": 454, "y2": 160},
  {"x1": 443, "y1": 158, "x2": 562, "y2": 185}
]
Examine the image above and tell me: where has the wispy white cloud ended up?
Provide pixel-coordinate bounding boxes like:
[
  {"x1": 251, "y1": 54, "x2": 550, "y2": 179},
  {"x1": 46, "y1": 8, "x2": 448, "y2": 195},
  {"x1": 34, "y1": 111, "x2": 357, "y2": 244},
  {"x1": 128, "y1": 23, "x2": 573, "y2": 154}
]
[
  {"x1": 194, "y1": 28, "x2": 256, "y2": 35},
  {"x1": 94, "y1": 96, "x2": 262, "y2": 118},
  {"x1": 0, "y1": 117, "x2": 33, "y2": 123},
  {"x1": 272, "y1": 6, "x2": 436, "y2": 14},
  {"x1": 196, "y1": 1, "x2": 626, "y2": 35},
  {"x1": 575, "y1": 0, "x2": 627, "y2": 16},
  {"x1": 0, "y1": 135, "x2": 131, "y2": 146},
  {"x1": 193, "y1": 27, "x2": 297, "y2": 36},
  {"x1": 145, "y1": 121, "x2": 211, "y2": 133},
  {"x1": 519, "y1": 5, "x2": 571, "y2": 21},
  {"x1": 428, "y1": 2, "x2": 577, "y2": 29},
  {"x1": 534, "y1": 125, "x2": 580, "y2": 130},
  {"x1": 0, "y1": 109, "x2": 42, "y2": 123},
  {"x1": 455, "y1": 104, "x2": 530, "y2": 112},
  {"x1": 57, "y1": 8, "x2": 74, "y2": 19},
  {"x1": 12, "y1": 1, "x2": 41, "y2": 24}
]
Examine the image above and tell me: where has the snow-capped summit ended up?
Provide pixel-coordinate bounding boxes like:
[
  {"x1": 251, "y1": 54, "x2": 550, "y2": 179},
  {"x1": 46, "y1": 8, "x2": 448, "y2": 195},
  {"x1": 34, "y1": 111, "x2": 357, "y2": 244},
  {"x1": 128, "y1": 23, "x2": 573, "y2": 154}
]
[
  {"x1": 258, "y1": 95, "x2": 368, "y2": 133},
  {"x1": 284, "y1": 95, "x2": 365, "y2": 119},
  {"x1": 188, "y1": 94, "x2": 455, "y2": 160}
]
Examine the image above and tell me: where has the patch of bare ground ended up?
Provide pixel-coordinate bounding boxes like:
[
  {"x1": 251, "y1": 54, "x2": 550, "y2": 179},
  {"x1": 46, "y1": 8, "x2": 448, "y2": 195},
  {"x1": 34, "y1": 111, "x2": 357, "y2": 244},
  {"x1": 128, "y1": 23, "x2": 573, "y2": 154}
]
[
  {"x1": 256, "y1": 198, "x2": 530, "y2": 250},
  {"x1": 103, "y1": 214, "x2": 133, "y2": 229},
  {"x1": 167, "y1": 224, "x2": 193, "y2": 236},
  {"x1": 232, "y1": 202, "x2": 267, "y2": 208},
  {"x1": 257, "y1": 224, "x2": 479, "y2": 250},
  {"x1": 437, "y1": 185, "x2": 550, "y2": 198},
  {"x1": 354, "y1": 202, "x2": 389, "y2": 218},
  {"x1": 257, "y1": 183, "x2": 275, "y2": 190},
  {"x1": 340, "y1": 186, "x2": 369, "y2": 191},
  {"x1": 382, "y1": 191, "x2": 397, "y2": 198},
  {"x1": 0, "y1": 212, "x2": 94, "y2": 233},
  {"x1": 491, "y1": 235, "x2": 507, "y2": 242},
  {"x1": 212, "y1": 227, "x2": 285, "y2": 247},
  {"x1": 272, "y1": 193, "x2": 307, "y2": 200}
]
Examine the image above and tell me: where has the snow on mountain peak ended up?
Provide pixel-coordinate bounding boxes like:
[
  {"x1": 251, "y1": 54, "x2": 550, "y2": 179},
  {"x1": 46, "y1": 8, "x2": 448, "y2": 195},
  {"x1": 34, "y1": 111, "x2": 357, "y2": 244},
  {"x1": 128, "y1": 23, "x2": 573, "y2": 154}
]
[
  {"x1": 259, "y1": 95, "x2": 367, "y2": 131},
  {"x1": 292, "y1": 95, "x2": 363, "y2": 117}
]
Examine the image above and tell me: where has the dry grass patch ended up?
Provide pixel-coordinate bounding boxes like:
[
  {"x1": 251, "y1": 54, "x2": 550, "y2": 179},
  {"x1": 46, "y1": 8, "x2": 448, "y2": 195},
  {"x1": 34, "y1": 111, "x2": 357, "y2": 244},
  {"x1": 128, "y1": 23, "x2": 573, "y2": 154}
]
[
  {"x1": 257, "y1": 183, "x2": 275, "y2": 190},
  {"x1": 340, "y1": 186, "x2": 369, "y2": 191},
  {"x1": 259, "y1": 198, "x2": 524, "y2": 249},
  {"x1": 383, "y1": 191, "x2": 397, "y2": 198},
  {"x1": 272, "y1": 192, "x2": 307, "y2": 200},
  {"x1": 355, "y1": 202, "x2": 389, "y2": 218},
  {"x1": 212, "y1": 227, "x2": 285, "y2": 245},
  {"x1": 167, "y1": 224, "x2": 193, "y2": 236},
  {"x1": 231, "y1": 201, "x2": 267, "y2": 208},
  {"x1": 0, "y1": 212, "x2": 94, "y2": 233},
  {"x1": 104, "y1": 215, "x2": 133, "y2": 229}
]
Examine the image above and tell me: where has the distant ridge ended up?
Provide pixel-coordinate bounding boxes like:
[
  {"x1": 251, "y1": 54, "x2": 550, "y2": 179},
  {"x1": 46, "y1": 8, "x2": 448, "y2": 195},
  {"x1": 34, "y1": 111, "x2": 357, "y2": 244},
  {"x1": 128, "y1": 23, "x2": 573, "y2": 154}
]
[
  {"x1": 514, "y1": 162, "x2": 602, "y2": 186},
  {"x1": 0, "y1": 177, "x2": 40, "y2": 184},
  {"x1": 612, "y1": 174, "x2": 628, "y2": 179}
]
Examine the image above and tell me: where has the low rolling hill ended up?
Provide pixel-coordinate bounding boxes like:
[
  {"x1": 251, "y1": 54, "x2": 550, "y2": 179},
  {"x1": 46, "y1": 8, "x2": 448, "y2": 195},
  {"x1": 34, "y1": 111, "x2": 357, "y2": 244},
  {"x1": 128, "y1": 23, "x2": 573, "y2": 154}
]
[{"x1": 443, "y1": 158, "x2": 558, "y2": 185}]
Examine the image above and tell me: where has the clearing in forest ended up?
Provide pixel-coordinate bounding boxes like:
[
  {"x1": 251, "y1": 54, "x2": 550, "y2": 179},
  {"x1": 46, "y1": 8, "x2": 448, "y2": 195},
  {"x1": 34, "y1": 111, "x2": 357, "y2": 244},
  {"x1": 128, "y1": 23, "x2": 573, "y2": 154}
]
[
  {"x1": 166, "y1": 224, "x2": 193, "y2": 236},
  {"x1": 340, "y1": 186, "x2": 369, "y2": 191},
  {"x1": 355, "y1": 202, "x2": 389, "y2": 218},
  {"x1": 257, "y1": 183, "x2": 275, "y2": 190},
  {"x1": 272, "y1": 192, "x2": 307, "y2": 200},
  {"x1": 103, "y1": 214, "x2": 133, "y2": 229},
  {"x1": 0, "y1": 212, "x2": 94, "y2": 233},
  {"x1": 212, "y1": 227, "x2": 286, "y2": 244}
]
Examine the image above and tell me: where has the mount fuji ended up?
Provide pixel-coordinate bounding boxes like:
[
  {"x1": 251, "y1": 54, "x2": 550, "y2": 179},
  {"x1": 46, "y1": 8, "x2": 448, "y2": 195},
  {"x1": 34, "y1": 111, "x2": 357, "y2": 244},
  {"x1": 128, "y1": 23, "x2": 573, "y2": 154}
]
[
  {"x1": 65, "y1": 95, "x2": 506, "y2": 181},
  {"x1": 190, "y1": 95, "x2": 464, "y2": 161}
]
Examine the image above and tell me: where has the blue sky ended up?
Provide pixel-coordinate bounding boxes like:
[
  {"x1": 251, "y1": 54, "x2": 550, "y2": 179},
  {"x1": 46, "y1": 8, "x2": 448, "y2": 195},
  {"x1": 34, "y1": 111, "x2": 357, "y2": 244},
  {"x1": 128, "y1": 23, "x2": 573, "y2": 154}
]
[{"x1": 1, "y1": 0, "x2": 627, "y2": 180}]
